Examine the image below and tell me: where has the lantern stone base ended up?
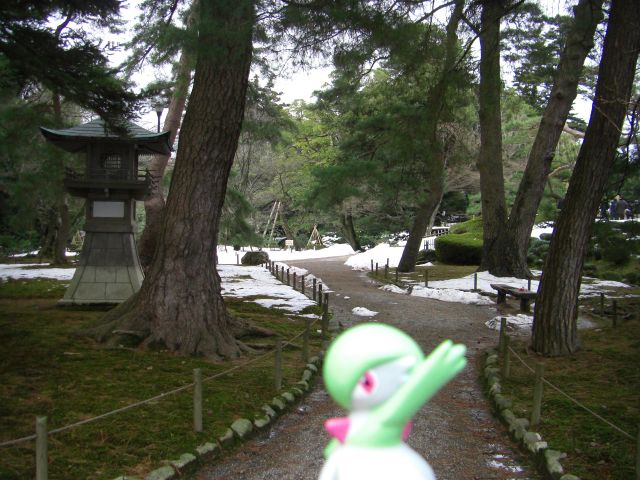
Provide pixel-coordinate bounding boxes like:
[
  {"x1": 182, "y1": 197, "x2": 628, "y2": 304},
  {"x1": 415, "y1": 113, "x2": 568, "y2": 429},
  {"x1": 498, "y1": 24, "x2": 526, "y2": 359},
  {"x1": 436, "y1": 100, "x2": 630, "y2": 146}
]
[{"x1": 59, "y1": 232, "x2": 144, "y2": 305}]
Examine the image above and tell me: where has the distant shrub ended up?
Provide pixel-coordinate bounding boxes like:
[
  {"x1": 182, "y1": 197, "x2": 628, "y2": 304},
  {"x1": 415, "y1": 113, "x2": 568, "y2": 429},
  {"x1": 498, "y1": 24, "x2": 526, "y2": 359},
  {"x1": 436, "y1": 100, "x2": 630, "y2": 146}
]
[
  {"x1": 623, "y1": 271, "x2": 639, "y2": 286},
  {"x1": 449, "y1": 217, "x2": 483, "y2": 236},
  {"x1": 527, "y1": 238, "x2": 549, "y2": 267},
  {"x1": 618, "y1": 221, "x2": 640, "y2": 236},
  {"x1": 435, "y1": 234, "x2": 482, "y2": 265},
  {"x1": 416, "y1": 249, "x2": 437, "y2": 264}
]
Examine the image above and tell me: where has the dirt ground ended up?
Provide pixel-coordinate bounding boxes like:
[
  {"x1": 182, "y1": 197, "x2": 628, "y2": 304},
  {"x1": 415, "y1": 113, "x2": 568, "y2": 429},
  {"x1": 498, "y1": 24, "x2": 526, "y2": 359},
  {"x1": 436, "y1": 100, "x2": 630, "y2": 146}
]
[{"x1": 193, "y1": 257, "x2": 539, "y2": 480}]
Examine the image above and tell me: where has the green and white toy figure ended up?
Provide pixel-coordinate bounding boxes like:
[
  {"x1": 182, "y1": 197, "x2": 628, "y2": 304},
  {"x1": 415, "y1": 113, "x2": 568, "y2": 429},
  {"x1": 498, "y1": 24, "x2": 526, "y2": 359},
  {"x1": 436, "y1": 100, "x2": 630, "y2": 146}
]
[{"x1": 319, "y1": 323, "x2": 467, "y2": 480}]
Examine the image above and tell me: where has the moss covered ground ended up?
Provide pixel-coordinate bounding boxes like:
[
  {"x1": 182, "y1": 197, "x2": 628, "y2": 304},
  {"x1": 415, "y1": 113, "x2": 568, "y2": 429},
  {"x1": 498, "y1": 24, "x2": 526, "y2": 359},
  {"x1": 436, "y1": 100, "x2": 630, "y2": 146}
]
[{"x1": 0, "y1": 278, "x2": 322, "y2": 479}]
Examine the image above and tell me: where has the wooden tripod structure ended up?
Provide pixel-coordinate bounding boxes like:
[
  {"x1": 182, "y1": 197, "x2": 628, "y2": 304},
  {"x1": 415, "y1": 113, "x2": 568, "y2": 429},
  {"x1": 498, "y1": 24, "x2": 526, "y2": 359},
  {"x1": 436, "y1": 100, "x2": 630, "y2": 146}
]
[{"x1": 306, "y1": 224, "x2": 324, "y2": 249}]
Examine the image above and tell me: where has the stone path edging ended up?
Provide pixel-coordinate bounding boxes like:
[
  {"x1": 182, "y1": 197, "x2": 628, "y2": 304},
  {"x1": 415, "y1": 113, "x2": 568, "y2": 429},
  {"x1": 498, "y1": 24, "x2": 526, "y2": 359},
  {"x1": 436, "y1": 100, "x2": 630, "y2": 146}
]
[
  {"x1": 111, "y1": 354, "x2": 324, "y2": 480},
  {"x1": 483, "y1": 349, "x2": 580, "y2": 480}
]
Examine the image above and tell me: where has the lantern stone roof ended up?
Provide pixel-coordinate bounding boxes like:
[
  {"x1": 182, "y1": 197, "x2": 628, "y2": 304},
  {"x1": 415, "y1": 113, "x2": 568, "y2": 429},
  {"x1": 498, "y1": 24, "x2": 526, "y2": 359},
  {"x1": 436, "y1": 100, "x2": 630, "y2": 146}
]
[{"x1": 40, "y1": 118, "x2": 172, "y2": 155}]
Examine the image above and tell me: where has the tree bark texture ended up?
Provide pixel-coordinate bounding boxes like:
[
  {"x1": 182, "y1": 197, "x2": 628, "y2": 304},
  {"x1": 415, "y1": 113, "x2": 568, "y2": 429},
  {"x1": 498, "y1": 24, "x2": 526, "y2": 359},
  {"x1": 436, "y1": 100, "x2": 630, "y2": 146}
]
[
  {"x1": 490, "y1": 0, "x2": 604, "y2": 278},
  {"x1": 339, "y1": 210, "x2": 362, "y2": 252},
  {"x1": 138, "y1": 20, "x2": 195, "y2": 271},
  {"x1": 532, "y1": 0, "x2": 640, "y2": 356},
  {"x1": 94, "y1": 0, "x2": 255, "y2": 359},
  {"x1": 397, "y1": 0, "x2": 463, "y2": 272},
  {"x1": 51, "y1": 92, "x2": 70, "y2": 264},
  {"x1": 477, "y1": 0, "x2": 509, "y2": 274}
]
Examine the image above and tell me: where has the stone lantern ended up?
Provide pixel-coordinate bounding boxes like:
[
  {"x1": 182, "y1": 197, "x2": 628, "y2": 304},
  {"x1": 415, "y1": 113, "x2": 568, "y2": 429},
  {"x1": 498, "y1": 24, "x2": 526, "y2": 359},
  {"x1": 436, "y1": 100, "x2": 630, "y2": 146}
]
[{"x1": 40, "y1": 118, "x2": 171, "y2": 305}]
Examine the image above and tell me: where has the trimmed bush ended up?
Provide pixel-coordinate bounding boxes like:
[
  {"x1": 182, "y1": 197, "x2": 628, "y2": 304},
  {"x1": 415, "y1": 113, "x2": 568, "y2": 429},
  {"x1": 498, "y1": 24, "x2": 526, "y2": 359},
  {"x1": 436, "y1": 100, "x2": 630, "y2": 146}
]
[
  {"x1": 416, "y1": 249, "x2": 437, "y2": 265},
  {"x1": 435, "y1": 233, "x2": 482, "y2": 265},
  {"x1": 241, "y1": 251, "x2": 269, "y2": 265}
]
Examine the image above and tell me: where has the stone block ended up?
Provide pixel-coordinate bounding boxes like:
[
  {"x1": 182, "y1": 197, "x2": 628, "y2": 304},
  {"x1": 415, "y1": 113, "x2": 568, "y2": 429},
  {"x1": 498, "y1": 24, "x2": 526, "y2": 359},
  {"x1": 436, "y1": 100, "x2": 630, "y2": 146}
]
[
  {"x1": 254, "y1": 416, "x2": 271, "y2": 429},
  {"x1": 96, "y1": 266, "x2": 117, "y2": 283},
  {"x1": 524, "y1": 432, "x2": 547, "y2": 453},
  {"x1": 271, "y1": 397, "x2": 286, "y2": 411},
  {"x1": 261, "y1": 404, "x2": 277, "y2": 418},
  {"x1": 106, "y1": 282, "x2": 134, "y2": 300},
  {"x1": 145, "y1": 466, "x2": 175, "y2": 480},
  {"x1": 281, "y1": 392, "x2": 295, "y2": 403},
  {"x1": 559, "y1": 475, "x2": 580, "y2": 480},
  {"x1": 493, "y1": 393, "x2": 512, "y2": 410},
  {"x1": 485, "y1": 354, "x2": 499, "y2": 366},
  {"x1": 302, "y1": 370, "x2": 313, "y2": 382},
  {"x1": 195, "y1": 442, "x2": 219, "y2": 460},
  {"x1": 544, "y1": 449, "x2": 565, "y2": 477},
  {"x1": 116, "y1": 267, "x2": 132, "y2": 283},
  {"x1": 170, "y1": 453, "x2": 197, "y2": 473},
  {"x1": 309, "y1": 355, "x2": 320, "y2": 365},
  {"x1": 296, "y1": 380, "x2": 309, "y2": 391},
  {"x1": 75, "y1": 283, "x2": 105, "y2": 301},
  {"x1": 306, "y1": 363, "x2": 318, "y2": 373},
  {"x1": 230, "y1": 418, "x2": 253, "y2": 439},
  {"x1": 218, "y1": 428, "x2": 234, "y2": 447},
  {"x1": 290, "y1": 387, "x2": 304, "y2": 398},
  {"x1": 80, "y1": 266, "x2": 96, "y2": 282}
]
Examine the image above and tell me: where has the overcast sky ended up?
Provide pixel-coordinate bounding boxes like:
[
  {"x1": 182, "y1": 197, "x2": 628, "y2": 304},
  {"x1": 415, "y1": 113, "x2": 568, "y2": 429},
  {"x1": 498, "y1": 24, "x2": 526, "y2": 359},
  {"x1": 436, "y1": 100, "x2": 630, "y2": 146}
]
[{"x1": 117, "y1": 0, "x2": 592, "y2": 130}]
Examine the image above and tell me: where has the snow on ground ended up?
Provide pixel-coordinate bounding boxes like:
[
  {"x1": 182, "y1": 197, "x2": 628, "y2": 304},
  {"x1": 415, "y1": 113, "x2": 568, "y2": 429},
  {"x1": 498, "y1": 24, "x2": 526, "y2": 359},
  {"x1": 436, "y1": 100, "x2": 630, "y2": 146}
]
[
  {"x1": 344, "y1": 243, "x2": 406, "y2": 270},
  {"x1": 1, "y1": 225, "x2": 634, "y2": 316},
  {"x1": 352, "y1": 307, "x2": 378, "y2": 317},
  {"x1": 217, "y1": 243, "x2": 354, "y2": 265},
  {"x1": 0, "y1": 263, "x2": 74, "y2": 281}
]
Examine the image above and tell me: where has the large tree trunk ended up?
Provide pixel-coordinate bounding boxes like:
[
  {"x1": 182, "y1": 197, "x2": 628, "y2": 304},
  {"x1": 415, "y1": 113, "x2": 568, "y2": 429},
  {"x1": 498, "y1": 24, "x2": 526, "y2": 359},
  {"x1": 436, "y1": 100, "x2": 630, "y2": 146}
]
[
  {"x1": 51, "y1": 92, "x2": 69, "y2": 264},
  {"x1": 488, "y1": 0, "x2": 604, "y2": 278},
  {"x1": 532, "y1": 0, "x2": 640, "y2": 356},
  {"x1": 477, "y1": 0, "x2": 509, "y2": 274},
  {"x1": 91, "y1": 0, "x2": 255, "y2": 359},
  {"x1": 339, "y1": 209, "x2": 362, "y2": 252},
  {"x1": 138, "y1": 25, "x2": 195, "y2": 271},
  {"x1": 397, "y1": 0, "x2": 463, "y2": 273}
]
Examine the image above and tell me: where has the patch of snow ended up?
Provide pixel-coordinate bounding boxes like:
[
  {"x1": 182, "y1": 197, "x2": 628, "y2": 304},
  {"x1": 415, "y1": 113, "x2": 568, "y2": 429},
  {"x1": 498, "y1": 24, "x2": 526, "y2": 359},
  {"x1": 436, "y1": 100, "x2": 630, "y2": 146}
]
[
  {"x1": 380, "y1": 284, "x2": 407, "y2": 294},
  {"x1": 217, "y1": 243, "x2": 355, "y2": 265},
  {"x1": 486, "y1": 314, "x2": 533, "y2": 331},
  {"x1": 344, "y1": 243, "x2": 405, "y2": 270},
  {"x1": 352, "y1": 307, "x2": 378, "y2": 317},
  {"x1": 411, "y1": 286, "x2": 494, "y2": 305},
  {"x1": 0, "y1": 264, "x2": 74, "y2": 281}
]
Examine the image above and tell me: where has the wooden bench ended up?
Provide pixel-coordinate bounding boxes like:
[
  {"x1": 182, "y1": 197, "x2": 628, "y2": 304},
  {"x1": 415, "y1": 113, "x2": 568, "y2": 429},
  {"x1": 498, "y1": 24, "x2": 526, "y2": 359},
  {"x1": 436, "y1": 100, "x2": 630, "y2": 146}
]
[{"x1": 490, "y1": 283, "x2": 537, "y2": 313}]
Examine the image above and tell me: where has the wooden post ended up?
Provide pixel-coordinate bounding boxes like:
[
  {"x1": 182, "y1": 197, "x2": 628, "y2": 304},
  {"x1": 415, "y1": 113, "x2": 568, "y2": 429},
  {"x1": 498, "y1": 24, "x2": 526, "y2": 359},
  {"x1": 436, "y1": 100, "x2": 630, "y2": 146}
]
[
  {"x1": 287, "y1": 268, "x2": 290, "y2": 286},
  {"x1": 527, "y1": 278, "x2": 532, "y2": 291},
  {"x1": 612, "y1": 300, "x2": 618, "y2": 327},
  {"x1": 498, "y1": 317, "x2": 507, "y2": 353},
  {"x1": 275, "y1": 338, "x2": 282, "y2": 391},
  {"x1": 395, "y1": 269, "x2": 399, "y2": 282},
  {"x1": 302, "y1": 319, "x2": 310, "y2": 363},
  {"x1": 530, "y1": 362, "x2": 544, "y2": 426},
  {"x1": 386, "y1": 258, "x2": 389, "y2": 268},
  {"x1": 322, "y1": 303, "x2": 329, "y2": 347},
  {"x1": 384, "y1": 264, "x2": 388, "y2": 279},
  {"x1": 313, "y1": 278, "x2": 317, "y2": 301},
  {"x1": 473, "y1": 272, "x2": 478, "y2": 290},
  {"x1": 293, "y1": 272, "x2": 297, "y2": 290},
  {"x1": 501, "y1": 335, "x2": 510, "y2": 379},
  {"x1": 370, "y1": 259, "x2": 374, "y2": 272},
  {"x1": 36, "y1": 416, "x2": 48, "y2": 480},
  {"x1": 324, "y1": 292, "x2": 329, "y2": 310},
  {"x1": 375, "y1": 262, "x2": 379, "y2": 275},
  {"x1": 236, "y1": 253, "x2": 239, "y2": 265},
  {"x1": 600, "y1": 292, "x2": 605, "y2": 317},
  {"x1": 301, "y1": 275, "x2": 305, "y2": 295},
  {"x1": 424, "y1": 269, "x2": 428, "y2": 287},
  {"x1": 318, "y1": 283, "x2": 323, "y2": 307},
  {"x1": 193, "y1": 368, "x2": 203, "y2": 432},
  {"x1": 636, "y1": 425, "x2": 640, "y2": 480}
]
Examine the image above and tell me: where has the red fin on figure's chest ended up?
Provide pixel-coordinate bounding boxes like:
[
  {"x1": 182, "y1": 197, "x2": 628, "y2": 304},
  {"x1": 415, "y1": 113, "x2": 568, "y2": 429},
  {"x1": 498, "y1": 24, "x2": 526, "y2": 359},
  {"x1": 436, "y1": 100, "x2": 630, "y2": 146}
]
[{"x1": 325, "y1": 417, "x2": 351, "y2": 444}]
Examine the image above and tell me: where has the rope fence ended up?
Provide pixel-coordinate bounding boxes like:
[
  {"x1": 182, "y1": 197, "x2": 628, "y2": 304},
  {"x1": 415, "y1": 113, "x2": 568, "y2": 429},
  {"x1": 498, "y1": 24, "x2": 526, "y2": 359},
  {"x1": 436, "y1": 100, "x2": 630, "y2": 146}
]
[
  {"x1": 1, "y1": 260, "x2": 329, "y2": 480},
  {"x1": 496, "y1": 318, "x2": 639, "y2": 478}
]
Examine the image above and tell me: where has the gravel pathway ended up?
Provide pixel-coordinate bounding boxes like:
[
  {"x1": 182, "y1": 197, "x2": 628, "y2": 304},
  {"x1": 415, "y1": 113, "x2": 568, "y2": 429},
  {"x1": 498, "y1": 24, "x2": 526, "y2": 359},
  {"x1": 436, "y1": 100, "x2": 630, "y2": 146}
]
[{"x1": 194, "y1": 257, "x2": 539, "y2": 480}]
